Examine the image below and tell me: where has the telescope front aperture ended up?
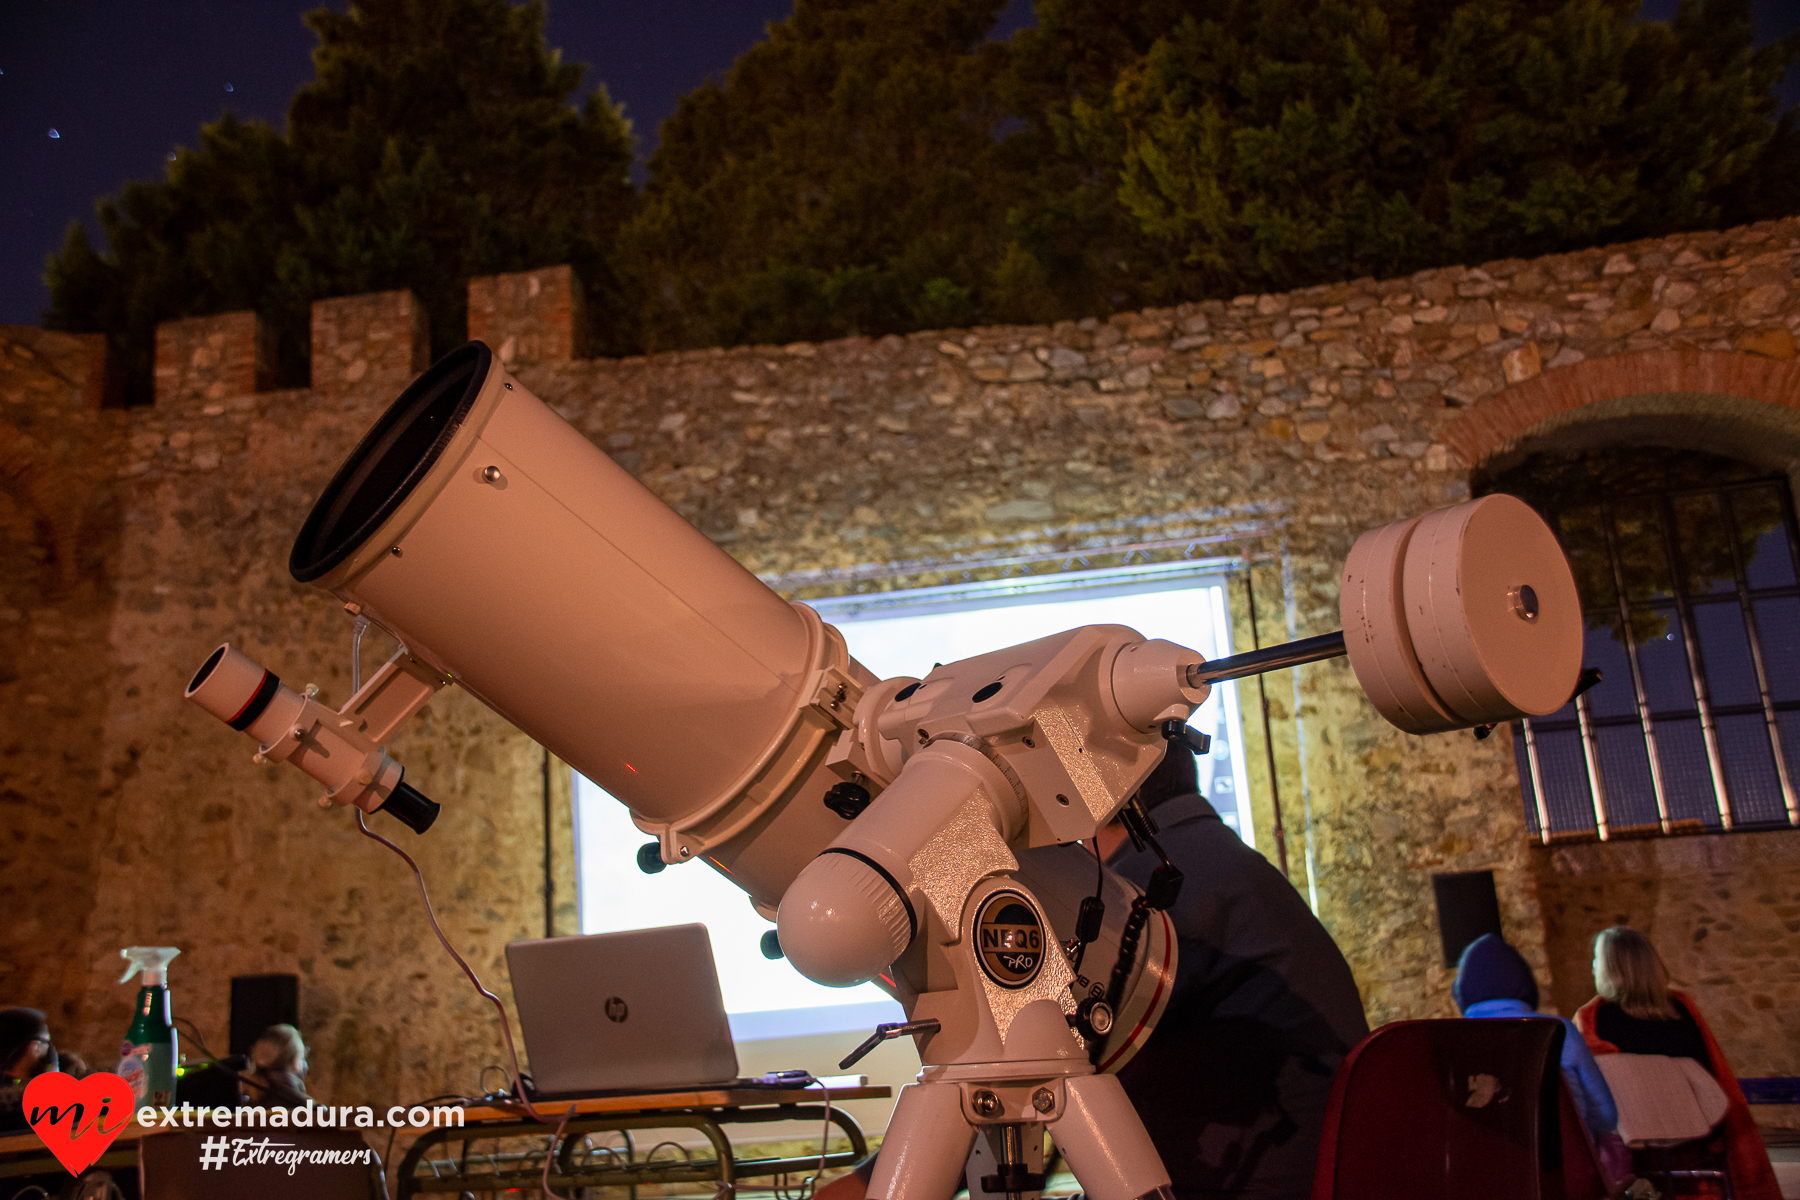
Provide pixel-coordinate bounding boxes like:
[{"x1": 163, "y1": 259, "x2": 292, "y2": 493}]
[{"x1": 290, "y1": 341, "x2": 491, "y2": 583}]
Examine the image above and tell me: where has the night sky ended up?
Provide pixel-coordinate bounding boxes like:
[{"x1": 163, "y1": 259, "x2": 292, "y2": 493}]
[{"x1": 0, "y1": 0, "x2": 1789, "y2": 329}]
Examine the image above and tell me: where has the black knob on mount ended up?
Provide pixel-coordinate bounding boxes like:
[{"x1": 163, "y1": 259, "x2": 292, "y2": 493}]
[
  {"x1": 377, "y1": 778, "x2": 441, "y2": 834},
  {"x1": 1074, "y1": 996, "x2": 1114, "y2": 1041},
  {"x1": 823, "y1": 781, "x2": 872, "y2": 820},
  {"x1": 1160, "y1": 719, "x2": 1211, "y2": 755},
  {"x1": 636, "y1": 842, "x2": 667, "y2": 874},
  {"x1": 760, "y1": 930, "x2": 784, "y2": 960}
]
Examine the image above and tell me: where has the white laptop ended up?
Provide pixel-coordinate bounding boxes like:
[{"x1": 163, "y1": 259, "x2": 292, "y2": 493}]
[{"x1": 506, "y1": 923, "x2": 739, "y2": 1098}]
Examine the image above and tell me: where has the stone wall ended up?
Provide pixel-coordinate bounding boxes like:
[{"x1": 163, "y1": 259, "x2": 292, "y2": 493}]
[
  {"x1": 1, "y1": 364, "x2": 578, "y2": 1109},
  {"x1": 3, "y1": 218, "x2": 1798, "y2": 1114}
]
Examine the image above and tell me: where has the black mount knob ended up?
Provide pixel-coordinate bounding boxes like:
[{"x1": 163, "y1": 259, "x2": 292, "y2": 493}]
[
  {"x1": 1160, "y1": 719, "x2": 1211, "y2": 755},
  {"x1": 1074, "y1": 996, "x2": 1115, "y2": 1041},
  {"x1": 636, "y1": 842, "x2": 667, "y2": 874},
  {"x1": 823, "y1": 780, "x2": 872, "y2": 820},
  {"x1": 760, "y1": 930, "x2": 783, "y2": 960}
]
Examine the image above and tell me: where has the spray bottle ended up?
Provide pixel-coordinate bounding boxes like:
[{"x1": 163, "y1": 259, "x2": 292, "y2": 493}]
[{"x1": 117, "y1": 947, "x2": 181, "y2": 1107}]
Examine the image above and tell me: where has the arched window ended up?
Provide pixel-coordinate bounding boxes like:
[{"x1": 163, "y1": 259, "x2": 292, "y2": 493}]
[{"x1": 1479, "y1": 447, "x2": 1800, "y2": 840}]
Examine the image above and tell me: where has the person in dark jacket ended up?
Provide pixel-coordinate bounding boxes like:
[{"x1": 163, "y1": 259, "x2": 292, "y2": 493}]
[
  {"x1": 0, "y1": 1008, "x2": 57, "y2": 1134},
  {"x1": 1098, "y1": 740, "x2": 1369, "y2": 1200}
]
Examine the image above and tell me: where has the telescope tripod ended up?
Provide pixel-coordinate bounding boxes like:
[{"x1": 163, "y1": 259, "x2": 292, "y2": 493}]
[{"x1": 856, "y1": 875, "x2": 1174, "y2": 1200}]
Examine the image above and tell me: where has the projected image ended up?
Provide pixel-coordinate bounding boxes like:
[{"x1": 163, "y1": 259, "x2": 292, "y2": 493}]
[
  {"x1": 575, "y1": 571, "x2": 1251, "y2": 1037},
  {"x1": 573, "y1": 775, "x2": 900, "y2": 1037}
]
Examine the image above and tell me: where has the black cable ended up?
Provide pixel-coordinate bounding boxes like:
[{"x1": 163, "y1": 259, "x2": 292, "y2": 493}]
[
  {"x1": 174, "y1": 1016, "x2": 221, "y2": 1063},
  {"x1": 1065, "y1": 838, "x2": 1107, "y2": 976}
]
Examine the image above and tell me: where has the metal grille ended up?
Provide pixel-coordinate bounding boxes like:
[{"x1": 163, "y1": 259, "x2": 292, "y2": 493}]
[{"x1": 1516, "y1": 479, "x2": 1800, "y2": 841}]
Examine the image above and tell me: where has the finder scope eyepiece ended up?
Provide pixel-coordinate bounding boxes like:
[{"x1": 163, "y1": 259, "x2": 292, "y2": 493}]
[{"x1": 379, "y1": 778, "x2": 441, "y2": 834}]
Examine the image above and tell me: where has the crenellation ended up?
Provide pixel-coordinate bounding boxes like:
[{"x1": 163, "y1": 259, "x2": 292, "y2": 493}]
[
  {"x1": 153, "y1": 310, "x2": 275, "y2": 406},
  {"x1": 310, "y1": 289, "x2": 429, "y2": 392},
  {"x1": 466, "y1": 264, "x2": 586, "y2": 365}
]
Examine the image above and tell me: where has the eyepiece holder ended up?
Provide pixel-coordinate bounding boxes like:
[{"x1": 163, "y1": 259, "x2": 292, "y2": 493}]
[{"x1": 186, "y1": 641, "x2": 448, "y2": 833}]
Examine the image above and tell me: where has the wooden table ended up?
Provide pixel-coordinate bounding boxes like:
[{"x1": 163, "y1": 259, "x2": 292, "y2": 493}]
[
  {"x1": 0, "y1": 1119, "x2": 158, "y2": 1184},
  {"x1": 395, "y1": 1084, "x2": 890, "y2": 1198}
]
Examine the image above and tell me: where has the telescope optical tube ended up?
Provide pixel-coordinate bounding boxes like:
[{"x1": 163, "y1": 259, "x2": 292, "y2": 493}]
[{"x1": 283, "y1": 342, "x2": 872, "y2": 907}]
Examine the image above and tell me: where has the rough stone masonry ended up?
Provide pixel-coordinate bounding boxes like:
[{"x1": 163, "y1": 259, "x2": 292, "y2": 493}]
[{"x1": 2, "y1": 221, "x2": 1797, "y2": 1120}]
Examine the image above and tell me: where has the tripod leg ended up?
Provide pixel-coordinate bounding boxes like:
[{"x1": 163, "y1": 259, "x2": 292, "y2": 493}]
[
  {"x1": 1047, "y1": 1074, "x2": 1172, "y2": 1200},
  {"x1": 868, "y1": 1082, "x2": 976, "y2": 1200}
]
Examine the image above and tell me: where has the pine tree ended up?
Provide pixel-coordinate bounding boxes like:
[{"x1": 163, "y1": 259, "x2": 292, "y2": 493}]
[
  {"x1": 44, "y1": 0, "x2": 635, "y2": 403},
  {"x1": 1015, "y1": 0, "x2": 1800, "y2": 308},
  {"x1": 624, "y1": 0, "x2": 1024, "y2": 350}
]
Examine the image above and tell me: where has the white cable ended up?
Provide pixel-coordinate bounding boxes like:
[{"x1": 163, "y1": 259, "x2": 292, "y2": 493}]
[
  {"x1": 351, "y1": 614, "x2": 370, "y2": 693},
  {"x1": 799, "y1": 1083, "x2": 833, "y2": 1200}
]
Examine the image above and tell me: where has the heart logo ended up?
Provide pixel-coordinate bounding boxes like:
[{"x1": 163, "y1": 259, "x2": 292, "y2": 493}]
[{"x1": 24, "y1": 1072, "x2": 134, "y2": 1176}]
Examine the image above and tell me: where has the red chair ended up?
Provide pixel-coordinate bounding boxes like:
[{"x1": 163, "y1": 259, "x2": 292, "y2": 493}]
[
  {"x1": 1312, "y1": 1018, "x2": 1608, "y2": 1200},
  {"x1": 1551, "y1": 1071, "x2": 1612, "y2": 1200}
]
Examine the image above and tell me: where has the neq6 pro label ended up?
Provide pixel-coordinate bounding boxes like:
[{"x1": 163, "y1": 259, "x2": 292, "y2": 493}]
[{"x1": 975, "y1": 891, "x2": 1044, "y2": 989}]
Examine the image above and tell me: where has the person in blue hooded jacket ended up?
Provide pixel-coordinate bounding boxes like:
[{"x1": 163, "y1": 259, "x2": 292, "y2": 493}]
[{"x1": 1453, "y1": 933, "x2": 1619, "y2": 1142}]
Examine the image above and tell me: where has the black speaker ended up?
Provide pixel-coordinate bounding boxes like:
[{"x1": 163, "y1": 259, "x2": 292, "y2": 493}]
[
  {"x1": 1432, "y1": 870, "x2": 1503, "y2": 967},
  {"x1": 176, "y1": 1062, "x2": 242, "y2": 1109},
  {"x1": 230, "y1": 974, "x2": 299, "y2": 1055}
]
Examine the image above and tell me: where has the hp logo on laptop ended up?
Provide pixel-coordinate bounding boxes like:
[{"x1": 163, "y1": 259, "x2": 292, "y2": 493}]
[{"x1": 604, "y1": 996, "x2": 629, "y2": 1023}]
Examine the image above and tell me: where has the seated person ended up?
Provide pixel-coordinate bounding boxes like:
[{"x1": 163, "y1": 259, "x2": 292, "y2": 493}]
[
  {"x1": 1581, "y1": 925, "x2": 1710, "y2": 1062},
  {"x1": 0, "y1": 1008, "x2": 57, "y2": 1133},
  {"x1": 1452, "y1": 934, "x2": 1619, "y2": 1147},
  {"x1": 820, "y1": 739, "x2": 1369, "y2": 1200},
  {"x1": 241, "y1": 1023, "x2": 310, "y2": 1108},
  {"x1": 1575, "y1": 926, "x2": 1780, "y2": 1200}
]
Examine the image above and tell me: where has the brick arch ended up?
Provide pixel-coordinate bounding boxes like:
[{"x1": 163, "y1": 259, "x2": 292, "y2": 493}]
[{"x1": 1444, "y1": 350, "x2": 1800, "y2": 469}]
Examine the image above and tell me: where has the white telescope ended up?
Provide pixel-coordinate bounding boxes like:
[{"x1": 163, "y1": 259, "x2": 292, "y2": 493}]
[{"x1": 185, "y1": 342, "x2": 1582, "y2": 1200}]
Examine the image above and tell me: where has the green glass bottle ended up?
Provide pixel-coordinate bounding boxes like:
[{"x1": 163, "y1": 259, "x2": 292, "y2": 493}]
[{"x1": 117, "y1": 947, "x2": 180, "y2": 1108}]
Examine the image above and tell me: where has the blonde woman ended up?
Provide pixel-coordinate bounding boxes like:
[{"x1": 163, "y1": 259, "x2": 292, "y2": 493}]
[
  {"x1": 1576, "y1": 926, "x2": 1779, "y2": 1200},
  {"x1": 242, "y1": 1023, "x2": 310, "y2": 1108}
]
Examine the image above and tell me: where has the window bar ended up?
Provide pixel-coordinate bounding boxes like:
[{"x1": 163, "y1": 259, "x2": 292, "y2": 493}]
[
  {"x1": 1522, "y1": 716, "x2": 1553, "y2": 845},
  {"x1": 1657, "y1": 494, "x2": 1736, "y2": 830},
  {"x1": 1720, "y1": 492, "x2": 1800, "y2": 826},
  {"x1": 1774, "y1": 479, "x2": 1800, "y2": 591},
  {"x1": 1573, "y1": 688, "x2": 1611, "y2": 840},
  {"x1": 1601, "y1": 504, "x2": 1673, "y2": 834},
  {"x1": 1778, "y1": 481, "x2": 1800, "y2": 825}
]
